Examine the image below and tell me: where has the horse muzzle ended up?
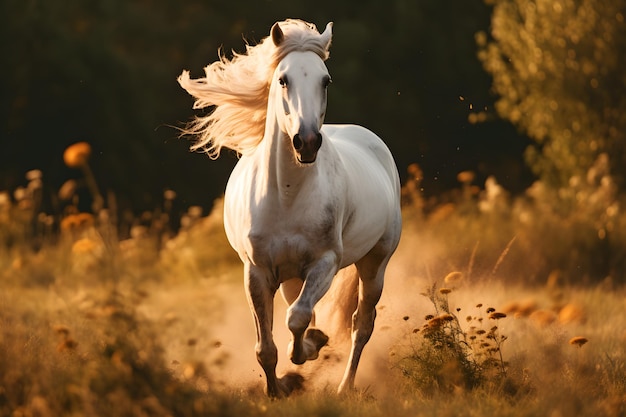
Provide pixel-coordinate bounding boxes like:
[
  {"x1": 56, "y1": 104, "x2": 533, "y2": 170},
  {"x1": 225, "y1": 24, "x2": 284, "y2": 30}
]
[{"x1": 293, "y1": 130, "x2": 322, "y2": 164}]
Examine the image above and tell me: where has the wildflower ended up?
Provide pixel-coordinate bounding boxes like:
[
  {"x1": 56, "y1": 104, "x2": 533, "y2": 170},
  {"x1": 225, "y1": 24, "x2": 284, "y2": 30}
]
[
  {"x1": 72, "y1": 238, "x2": 98, "y2": 255},
  {"x1": 558, "y1": 303, "x2": 586, "y2": 324},
  {"x1": 439, "y1": 288, "x2": 452, "y2": 295},
  {"x1": 444, "y1": 271, "x2": 463, "y2": 284},
  {"x1": 60, "y1": 215, "x2": 78, "y2": 231},
  {"x1": 75, "y1": 212, "x2": 94, "y2": 227},
  {"x1": 63, "y1": 142, "x2": 92, "y2": 168},
  {"x1": 188, "y1": 205, "x2": 203, "y2": 218},
  {"x1": 61, "y1": 213, "x2": 94, "y2": 232},
  {"x1": 0, "y1": 191, "x2": 11, "y2": 208},
  {"x1": 427, "y1": 316, "x2": 446, "y2": 329},
  {"x1": 407, "y1": 163, "x2": 422, "y2": 179},
  {"x1": 26, "y1": 169, "x2": 42, "y2": 181},
  {"x1": 13, "y1": 187, "x2": 26, "y2": 201},
  {"x1": 440, "y1": 314, "x2": 455, "y2": 322},
  {"x1": 457, "y1": 171, "x2": 475, "y2": 184},
  {"x1": 58, "y1": 179, "x2": 78, "y2": 201},
  {"x1": 569, "y1": 336, "x2": 588, "y2": 348},
  {"x1": 529, "y1": 310, "x2": 556, "y2": 327},
  {"x1": 164, "y1": 189, "x2": 177, "y2": 200},
  {"x1": 38, "y1": 213, "x2": 54, "y2": 227},
  {"x1": 489, "y1": 312, "x2": 507, "y2": 320},
  {"x1": 130, "y1": 225, "x2": 149, "y2": 239}
]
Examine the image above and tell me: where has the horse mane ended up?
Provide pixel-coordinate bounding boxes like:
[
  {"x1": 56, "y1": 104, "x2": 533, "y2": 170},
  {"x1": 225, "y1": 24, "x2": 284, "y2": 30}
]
[{"x1": 178, "y1": 19, "x2": 332, "y2": 158}]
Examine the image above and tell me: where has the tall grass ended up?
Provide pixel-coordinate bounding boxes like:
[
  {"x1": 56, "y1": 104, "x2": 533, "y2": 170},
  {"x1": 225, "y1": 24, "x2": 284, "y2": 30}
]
[{"x1": 0, "y1": 149, "x2": 625, "y2": 416}]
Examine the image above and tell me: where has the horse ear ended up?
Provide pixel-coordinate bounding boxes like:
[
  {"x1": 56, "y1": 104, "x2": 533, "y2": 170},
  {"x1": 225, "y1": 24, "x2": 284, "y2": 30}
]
[
  {"x1": 320, "y1": 22, "x2": 333, "y2": 51},
  {"x1": 271, "y1": 22, "x2": 284, "y2": 46}
]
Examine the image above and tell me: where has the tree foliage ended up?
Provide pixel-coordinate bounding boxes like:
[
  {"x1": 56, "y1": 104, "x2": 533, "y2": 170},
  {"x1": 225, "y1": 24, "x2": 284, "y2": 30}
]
[{"x1": 478, "y1": 0, "x2": 626, "y2": 191}]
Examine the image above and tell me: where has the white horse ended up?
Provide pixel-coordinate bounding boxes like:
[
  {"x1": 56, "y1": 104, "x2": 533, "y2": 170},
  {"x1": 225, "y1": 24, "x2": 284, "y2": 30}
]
[{"x1": 179, "y1": 19, "x2": 401, "y2": 397}]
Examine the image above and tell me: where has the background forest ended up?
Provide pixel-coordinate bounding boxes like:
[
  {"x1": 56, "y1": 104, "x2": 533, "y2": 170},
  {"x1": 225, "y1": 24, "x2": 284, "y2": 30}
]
[{"x1": 2, "y1": 0, "x2": 531, "y2": 212}]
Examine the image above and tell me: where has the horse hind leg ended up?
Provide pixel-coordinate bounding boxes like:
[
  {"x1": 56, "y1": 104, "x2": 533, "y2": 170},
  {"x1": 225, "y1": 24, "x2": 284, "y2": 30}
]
[{"x1": 337, "y1": 248, "x2": 391, "y2": 394}]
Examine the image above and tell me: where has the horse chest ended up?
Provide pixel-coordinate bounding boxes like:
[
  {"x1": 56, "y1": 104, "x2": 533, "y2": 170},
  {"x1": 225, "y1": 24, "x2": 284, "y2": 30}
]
[{"x1": 245, "y1": 203, "x2": 339, "y2": 272}]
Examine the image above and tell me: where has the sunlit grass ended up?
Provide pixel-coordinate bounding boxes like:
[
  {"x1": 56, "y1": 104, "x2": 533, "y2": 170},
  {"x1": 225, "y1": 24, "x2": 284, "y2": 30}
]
[{"x1": 1, "y1": 150, "x2": 625, "y2": 416}]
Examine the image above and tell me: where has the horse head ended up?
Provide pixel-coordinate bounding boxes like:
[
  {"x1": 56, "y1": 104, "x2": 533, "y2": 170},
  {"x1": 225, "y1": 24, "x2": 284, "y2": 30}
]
[{"x1": 270, "y1": 22, "x2": 333, "y2": 164}]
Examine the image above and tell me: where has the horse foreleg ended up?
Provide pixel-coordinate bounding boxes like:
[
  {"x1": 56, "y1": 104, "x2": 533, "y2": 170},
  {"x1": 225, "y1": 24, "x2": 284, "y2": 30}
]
[
  {"x1": 286, "y1": 251, "x2": 337, "y2": 365},
  {"x1": 337, "y1": 252, "x2": 389, "y2": 394},
  {"x1": 245, "y1": 263, "x2": 297, "y2": 398}
]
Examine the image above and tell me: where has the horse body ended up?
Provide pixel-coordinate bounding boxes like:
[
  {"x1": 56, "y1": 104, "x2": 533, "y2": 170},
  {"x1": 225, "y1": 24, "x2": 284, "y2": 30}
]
[
  {"x1": 225, "y1": 124, "x2": 399, "y2": 271},
  {"x1": 179, "y1": 20, "x2": 401, "y2": 397}
]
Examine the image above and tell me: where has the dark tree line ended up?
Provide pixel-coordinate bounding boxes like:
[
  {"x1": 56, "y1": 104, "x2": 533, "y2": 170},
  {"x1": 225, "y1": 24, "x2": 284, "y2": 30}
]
[{"x1": 1, "y1": 0, "x2": 532, "y2": 213}]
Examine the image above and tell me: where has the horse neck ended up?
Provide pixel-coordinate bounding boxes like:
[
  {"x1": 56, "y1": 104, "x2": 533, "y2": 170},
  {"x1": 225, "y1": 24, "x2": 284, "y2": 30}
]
[{"x1": 260, "y1": 118, "x2": 317, "y2": 205}]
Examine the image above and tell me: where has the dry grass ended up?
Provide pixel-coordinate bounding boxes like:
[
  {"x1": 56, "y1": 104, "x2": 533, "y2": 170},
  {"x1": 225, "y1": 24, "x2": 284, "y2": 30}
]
[{"x1": 1, "y1": 159, "x2": 625, "y2": 416}]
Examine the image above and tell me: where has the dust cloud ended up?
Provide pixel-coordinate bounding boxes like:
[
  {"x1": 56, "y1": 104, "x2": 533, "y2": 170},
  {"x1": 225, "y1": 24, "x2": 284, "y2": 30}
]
[{"x1": 147, "y1": 231, "x2": 437, "y2": 397}]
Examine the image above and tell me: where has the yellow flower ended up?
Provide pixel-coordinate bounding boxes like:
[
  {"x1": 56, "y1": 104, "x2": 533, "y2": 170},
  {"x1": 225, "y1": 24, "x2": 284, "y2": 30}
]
[{"x1": 63, "y1": 142, "x2": 92, "y2": 168}]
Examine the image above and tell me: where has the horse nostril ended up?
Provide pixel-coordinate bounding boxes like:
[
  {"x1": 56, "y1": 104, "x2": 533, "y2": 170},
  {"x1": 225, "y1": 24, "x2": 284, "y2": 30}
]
[{"x1": 293, "y1": 134, "x2": 303, "y2": 151}]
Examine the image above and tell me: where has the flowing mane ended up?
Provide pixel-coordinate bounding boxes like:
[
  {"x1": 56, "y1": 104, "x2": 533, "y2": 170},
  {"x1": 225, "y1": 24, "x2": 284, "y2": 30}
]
[{"x1": 178, "y1": 19, "x2": 332, "y2": 157}]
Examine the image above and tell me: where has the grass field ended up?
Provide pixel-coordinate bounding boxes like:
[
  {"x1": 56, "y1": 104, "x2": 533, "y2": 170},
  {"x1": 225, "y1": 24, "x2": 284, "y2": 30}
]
[{"x1": 1, "y1": 164, "x2": 625, "y2": 416}]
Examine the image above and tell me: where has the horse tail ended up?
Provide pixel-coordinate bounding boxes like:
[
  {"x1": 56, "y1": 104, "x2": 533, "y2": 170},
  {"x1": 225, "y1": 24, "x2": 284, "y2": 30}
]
[{"x1": 317, "y1": 265, "x2": 359, "y2": 342}]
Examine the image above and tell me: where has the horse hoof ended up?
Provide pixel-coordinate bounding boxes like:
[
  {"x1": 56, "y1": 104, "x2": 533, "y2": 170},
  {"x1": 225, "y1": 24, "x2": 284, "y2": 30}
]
[
  {"x1": 278, "y1": 372, "x2": 304, "y2": 396},
  {"x1": 288, "y1": 328, "x2": 330, "y2": 365},
  {"x1": 305, "y1": 328, "x2": 329, "y2": 350}
]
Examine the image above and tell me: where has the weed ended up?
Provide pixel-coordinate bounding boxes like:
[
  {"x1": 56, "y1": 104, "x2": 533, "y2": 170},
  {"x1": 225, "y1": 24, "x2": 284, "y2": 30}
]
[{"x1": 395, "y1": 280, "x2": 511, "y2": 395}]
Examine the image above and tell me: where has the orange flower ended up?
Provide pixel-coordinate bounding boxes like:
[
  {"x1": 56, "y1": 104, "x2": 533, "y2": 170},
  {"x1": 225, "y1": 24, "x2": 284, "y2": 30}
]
[
  {"x1": 444, "y1": 271, "x2": 463, "y2": 285},
  {"x1": 457, "y1": 170, "x2": 475, "y2": 184},
  {"x1": 569, "y1": 336, "x2": 588, "y2": 348},
  {"x1": 60, "y1": 213, "x2": 94, "y2": 232},
  {"x1": 63, "y1": 142, "x2": 92, "y2": 168}
]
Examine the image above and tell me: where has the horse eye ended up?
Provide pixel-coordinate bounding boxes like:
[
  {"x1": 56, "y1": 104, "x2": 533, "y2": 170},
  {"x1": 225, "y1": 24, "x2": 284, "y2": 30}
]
[
  {"x1": 322, "y1": 76, "x2": 332, "y2": 88},
  {"x1": 278, "y1": 76, "x2": 288, "y2": 87}
]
